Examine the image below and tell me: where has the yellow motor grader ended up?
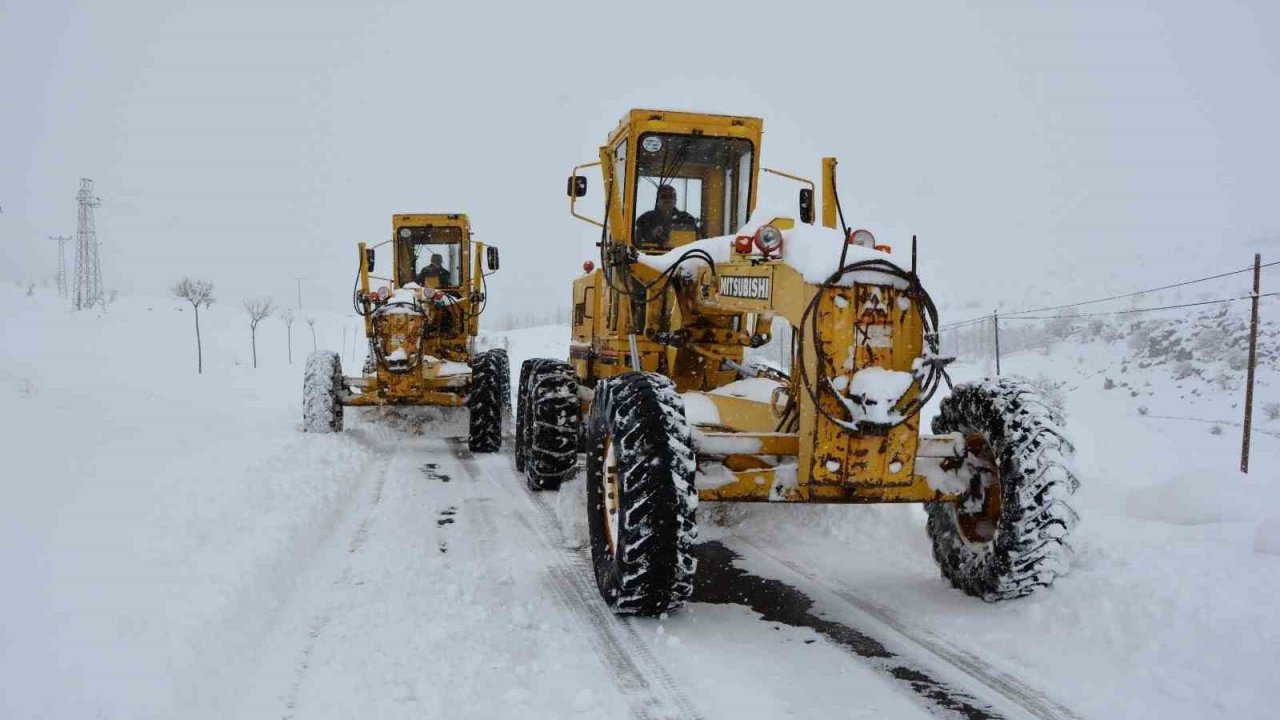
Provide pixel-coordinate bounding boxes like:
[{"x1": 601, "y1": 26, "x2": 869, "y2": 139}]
[
  {"x1": 304, "y1": 213, "x2": 508, "y2": 452},
  {"x1": 516, "y1": 109, "x2": 1079, "y2": 615}
]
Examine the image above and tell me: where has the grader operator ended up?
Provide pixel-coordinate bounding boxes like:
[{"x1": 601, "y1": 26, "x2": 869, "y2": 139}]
[
  {"x1": 516, "y1": 109, "x2": 1079, "y2": 616},
  {"x1": 303, "y1": 213, "x2": 508, "y2": 453}
]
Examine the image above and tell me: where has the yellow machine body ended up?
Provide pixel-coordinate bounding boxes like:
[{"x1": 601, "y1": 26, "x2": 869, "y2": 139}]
[
  {"x1": 567, "y1": 109, "x2": 971, "y2": 504},
  {"x1": 344, "y1": 213, "x2": 496, "y2": 407}
]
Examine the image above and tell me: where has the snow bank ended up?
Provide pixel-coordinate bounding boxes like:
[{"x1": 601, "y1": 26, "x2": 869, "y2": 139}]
[
  {"x1": 1125, "y1": 470, "x2": 1272, "y2": 526},
  {"x1": 0, "y1": 287, "x2": 377, "y2": 719},
  {"x1": 1254, "y1": 516, "x2": 1280, "y2": 556}
]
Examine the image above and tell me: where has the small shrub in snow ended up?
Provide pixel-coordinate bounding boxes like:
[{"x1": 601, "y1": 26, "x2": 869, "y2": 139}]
[
  {"x1": 1264, "y1": 402, "x2": 1280, "y2": 421},
  {"x1": 1214, "y1": 373, "x2": 1234, "y2": 393},
  {"x1": 1126, "y1": 323, "x2": 1153, "y2": 353},
  {"x1": 1209, "y1": 424, "x2": 1223, "y2": 436},
  {"x1": 1172, "y1": 360, "x2": 1197, "y2": 380},
  {"x1": 1137, "y1": 405, "x2": 1149, "y2": 416},
  {"x1": 1103, "y1": 377, "x2": 1115, "y2": 390}
]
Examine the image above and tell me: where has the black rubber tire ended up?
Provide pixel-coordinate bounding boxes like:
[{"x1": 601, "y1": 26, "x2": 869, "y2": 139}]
[
  {"x1": 303, "y1": 350, "x2": 344, "y2": 433},
  {"x1": 496, "y1": 349, "x2": 511, "y2": 414},
  {"x1": 517, "y1": 359, "x2": 580, "y2": 490},
  {"x1": 586, "y1": 372, "x2": 697, "y2": 616},
  {"x1": 467, "y1": 349, "x2": 506, "y2": 453},
  {"x1": 515, "y1": 359, "x2": 538, "y2": 472},
  {"x1": 927, "y1": 376, "x2": 1079, "y2": 601}
]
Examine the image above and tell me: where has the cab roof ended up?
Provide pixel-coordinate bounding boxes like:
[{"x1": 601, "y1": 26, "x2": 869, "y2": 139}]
[{"x1": 608, "y1": 109, "x2": 764, "y2": 145}]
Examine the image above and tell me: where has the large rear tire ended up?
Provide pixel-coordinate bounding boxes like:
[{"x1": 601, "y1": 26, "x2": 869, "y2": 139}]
[
  {"x1": 303, "y1": 351, "x2": 344, "y2": 433},
  {"x1": 586, "y1": 372, "x2": 697, "y2": 616},
  {"x1": 927, "y1": 376, "x2": 1079, "y2": 601},
  {"x1": 516, "y1": 359, "x2": 580, "y2": 490},
  {"x1": 468, "y1": 349, "x2": 506, "y2": 453}
]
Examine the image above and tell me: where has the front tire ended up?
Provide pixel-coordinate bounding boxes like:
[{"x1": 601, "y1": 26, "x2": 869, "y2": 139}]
[
  {"x1": 517, "y1": 359, "x2": 580, "y2": 490},
  {"x1": 303, "y1": 351, "x2": 344, "y2": 433},
  {"x1": 586, "y1": 372, "x2": 697, "y2": 616},
  {"x1": 467, "y1": 349, "x2": 506, "y2": 453},
  {"x1": 927, "y1": 377, "x2": 1079, "y2": 601}
]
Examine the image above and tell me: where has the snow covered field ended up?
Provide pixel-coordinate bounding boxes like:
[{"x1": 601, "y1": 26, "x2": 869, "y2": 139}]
[{"x1": 4, "y1": 285, "x2": 1279, "y2": 719}]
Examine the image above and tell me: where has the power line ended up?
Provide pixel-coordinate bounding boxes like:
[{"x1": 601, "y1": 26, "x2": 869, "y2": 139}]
[
  {"x1": 49, "y1": 234, "x2": 71, "y2": 298},
  {"x1": 1001, "y1": 260, "x2": 1280, "y2": 318},
  {"x1": 938, "y1": 315, "x2": 991, "y2": 332},
  {"x1": 1000, "y1": 292, "x2": 1280, "y2": 321},
  {"x1": 938, "y1": 258, "x2": 1280, "y2": 330},
  {"x1": 72, "y1": 178, "x2": 103, "y2": 311}
]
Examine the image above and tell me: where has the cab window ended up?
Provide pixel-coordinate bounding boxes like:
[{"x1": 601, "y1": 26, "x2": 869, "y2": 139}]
[
  {"x1": 396, "y1": 226, "x2": 463, "y2": 288},
  {"x1": 631, "y1": 133, "x2": 753, "y2": 251}
]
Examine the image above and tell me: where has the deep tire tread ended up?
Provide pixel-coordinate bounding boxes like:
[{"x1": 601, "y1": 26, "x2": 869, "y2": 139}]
[
  {"x1": 467, "y1": 349, "x2": 506, "y2": 453},
  {"x1": 517, "y1": 359, "x2": 581, "y2": 490},
  {"x1": 303, "y1": 351, "x2": 344, "y2": 433},
  {"x1": 587, "y1": 372, "x2": 697, "y2": 616},
  {"x1": 927, "y1": 376, "x2": 1079, "y2": 602}
]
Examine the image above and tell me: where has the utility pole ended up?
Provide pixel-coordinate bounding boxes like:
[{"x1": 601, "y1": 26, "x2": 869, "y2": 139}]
[
  {"x1": 72, "y1": 179, "x2": 103, "y2": 311},
  {"x1": 993, "y1": 310, "x2": 1001, "y2": 375},
  {"x1": 1241, "y1": 254, "x2": 1262, "y2": 473},
  {"x1": 49, "y1": 235, "x2": 71, "y2": 297},
  {"x1": 294, "y1": 276, "x2": 302, "y2": 310}
]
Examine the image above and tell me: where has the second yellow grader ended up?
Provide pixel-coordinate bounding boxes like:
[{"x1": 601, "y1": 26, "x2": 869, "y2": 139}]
[
  {"x1": 516, "y1": 109, "x2": 1079, "y2": 616},
  {"x1": 304, "y1": 213, "x2": 508, "y2": 452}
]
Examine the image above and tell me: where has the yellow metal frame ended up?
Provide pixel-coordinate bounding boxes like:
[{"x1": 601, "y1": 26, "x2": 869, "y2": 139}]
[
  {"x1": 343, "y1": 212, "x2": 497, "y2": 408},
  {"x1": 565, "y1": 109, "x2": 974, "y2": 507}
]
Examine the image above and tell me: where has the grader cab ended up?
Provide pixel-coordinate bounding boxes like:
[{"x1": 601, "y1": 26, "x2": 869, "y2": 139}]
[
  {"x1": 303, "y1": 213, "x2": 509, "y2": 452},
  {"x1": 517, "y1": 109, "x2": 1079, "y2": 616}
]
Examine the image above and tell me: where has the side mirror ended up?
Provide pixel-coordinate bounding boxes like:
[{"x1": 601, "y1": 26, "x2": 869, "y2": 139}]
[
  {"x1": 486, "y1": 246, "x2": 500, "y2": 271},
  {"x1": 798, "y1": 188, "x2": 814, "y2": 225},
  {"x1": 567, "y1": 175, "x2": 588, "y2": 198},
  {"x1": 364, "y1": 248, "x2": 376, "y2": 272}
]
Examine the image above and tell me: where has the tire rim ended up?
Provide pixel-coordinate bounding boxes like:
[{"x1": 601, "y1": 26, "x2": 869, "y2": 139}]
[
  {"x1": 952, "y1": 433, "x2": 1002, "y2": 546},
  {"x1": 601, "y1": 435, "x2": 621, "y2": 555}
]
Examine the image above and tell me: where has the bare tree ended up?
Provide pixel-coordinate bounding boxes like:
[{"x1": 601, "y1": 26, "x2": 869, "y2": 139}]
[
  {"x1": 243, "y1": 298, "x2": 274, "y2": 369},
  {"x1": 280, "y1": 308, "x2": 296, "y2": 364},
  {"x1": 172, "y1": 278, "x2": 215, "y2": 374},
  {"x1": 306, "y1": 317, "x2": 317, "y2": 351}
]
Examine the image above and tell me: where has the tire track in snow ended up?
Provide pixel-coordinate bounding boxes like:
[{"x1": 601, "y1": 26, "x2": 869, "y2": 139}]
[
  {"x1": 281, "y1": 450, "x2": 395, "y2": 719},
  {"x1": 738, "y1": 539, "x2": 1083, "y2": 720},
  {"x1": 449, "y1": 439, "x2": 703, "y2": 720}
]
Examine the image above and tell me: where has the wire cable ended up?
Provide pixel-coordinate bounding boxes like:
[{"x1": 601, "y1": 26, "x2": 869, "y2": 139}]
[
  {"x1": 1000, "y1": 292, "x2": 1280, "y2": 321},
  {"x1": 1001, "y1": 260, "x2": 1280, "y2": 318}
]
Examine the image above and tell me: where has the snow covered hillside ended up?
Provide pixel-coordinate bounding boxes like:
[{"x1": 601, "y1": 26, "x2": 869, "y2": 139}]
[{"x1": 4, "y1": 285, "x2": 1279, "y2": 719}]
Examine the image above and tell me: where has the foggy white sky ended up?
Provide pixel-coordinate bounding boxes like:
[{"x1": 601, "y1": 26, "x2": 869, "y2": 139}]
[{"x1": 2, "y1": 0, "x2": 1277, "y2": 321}]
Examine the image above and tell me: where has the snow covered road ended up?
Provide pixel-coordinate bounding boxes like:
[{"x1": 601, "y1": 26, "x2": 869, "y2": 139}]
[
  {"x1": 219, "y1": 410, "x2": 1083, "y2": 720},
  {"x1": 7, "y1": 292, "x2": 1279, "y2": 719}
]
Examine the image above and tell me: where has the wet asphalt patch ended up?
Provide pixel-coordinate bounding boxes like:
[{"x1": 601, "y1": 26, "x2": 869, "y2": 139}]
[
  {"x1": 420, "y1": 463, "x2": 451, "y2": 483},
  {"x1": 436, "y1": 506, "x2": 458, "y2": 553},
  {"x1": 693, "y1": 541, "x2": 1001, "y2": 720}
]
